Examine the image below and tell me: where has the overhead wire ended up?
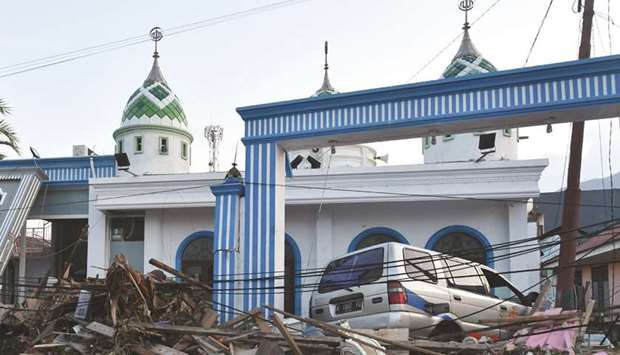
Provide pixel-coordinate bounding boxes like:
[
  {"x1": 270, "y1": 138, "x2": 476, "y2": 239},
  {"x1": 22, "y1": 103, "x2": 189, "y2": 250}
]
[
  {"x1": 0, "y1": 176, "x2": 615, "y2": 219},
  {"x1": 0, "y1": 0, "x2": 313, "y2": 79},
  {"x1": 524, "y1": 0, "x2": 555, "y2": 66},
  {"x1": 407, "y1": 0, "x2": 503, "y2": 82}
]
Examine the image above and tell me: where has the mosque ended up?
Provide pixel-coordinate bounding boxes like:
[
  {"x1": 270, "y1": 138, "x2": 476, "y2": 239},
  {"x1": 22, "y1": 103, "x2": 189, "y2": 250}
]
[
  {"x1": 87, "y1": 21, "x2": 547, "y2": 318},
  {"x1": 0, "y1": 18, "x2": 548, "y2": 316}
]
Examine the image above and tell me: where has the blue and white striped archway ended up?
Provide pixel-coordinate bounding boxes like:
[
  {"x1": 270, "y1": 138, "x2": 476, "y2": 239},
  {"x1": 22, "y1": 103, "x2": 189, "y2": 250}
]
[{"x1": 211, "y1": 55, "x2": 620, "y2": 315}]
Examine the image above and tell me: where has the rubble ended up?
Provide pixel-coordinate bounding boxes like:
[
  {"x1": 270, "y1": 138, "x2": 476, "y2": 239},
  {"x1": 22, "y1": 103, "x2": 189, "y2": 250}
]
[{"x1": 0, "y1": 255, "x2": 614, "y2": 354}]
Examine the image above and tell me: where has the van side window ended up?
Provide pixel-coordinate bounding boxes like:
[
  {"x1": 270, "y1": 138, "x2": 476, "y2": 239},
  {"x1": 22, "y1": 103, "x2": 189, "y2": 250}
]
[
  {"x1": 403, "y1": 249, "x2": 437, "y2": 283},
  {"x1": 445, "y1": 258, "x2": 486, "y2": 295},
  {"x1": 481, "y1": 268, "x2": 524, "y2": 304},
  {"x1": 318, "y1": 248, "x2": 384, "y2": 293}
]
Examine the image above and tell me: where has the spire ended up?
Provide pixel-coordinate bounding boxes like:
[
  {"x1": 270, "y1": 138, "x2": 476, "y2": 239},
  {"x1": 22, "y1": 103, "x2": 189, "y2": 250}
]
[
  {"x1": 453, "y1": 27, "x2": 482, "y2": 60},
  {"x1": 314, "y1": 41, "x2": 338, "y2": 97},
  {"x1": 441, "y1": 0, "x2": 497, "y2": 78},
  {"x1": 452, "y1": 0, "x2": 481, "y2": 59},
  {"x1": 145, "y1": 27, "x2": 167, "y2": 84}
]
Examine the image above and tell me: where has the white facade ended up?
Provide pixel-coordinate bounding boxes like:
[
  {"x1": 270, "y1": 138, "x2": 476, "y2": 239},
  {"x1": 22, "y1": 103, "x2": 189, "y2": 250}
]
[
  {"x1": 87, "y1": 159, "x2": 547, "y2": 316},
  {"x1": 114, "y1": 128, "x2": 191, "y2": 175},
  {"x1": 288, "y1": 145, "x2": 379, "y2": 169},
  {"x1": 423, "y1": 129, "x2": 519, "y2": 163}
]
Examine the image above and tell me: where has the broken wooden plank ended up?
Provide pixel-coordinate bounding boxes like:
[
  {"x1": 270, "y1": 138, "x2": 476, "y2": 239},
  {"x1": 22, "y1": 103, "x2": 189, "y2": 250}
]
[
  {"x1": 192, "y1": 335, "x2": 223, "y2": 354},
  {"x1": 142, "y1": 343, "x2": 189, "y2": 355},
  {"x1": 265, "y1": 306, "x2": 441, "y2": 355},
  {"x1": 85, "y1": 321, "x2": 115, "y2": 338},
  {"x1": 479, "y1": 311, "x2": 580, "y2": 325},
  {"x1": 149, "y1": 258, "x2": 212, "y2": 290},
  {"x1": 578, "y1": 299, "x2": 596, "y2": 339},
  {"x1": 33, "y1": 343, "x2": 66, "y2": 349},
  {"x1": 355, "y1": 329, "x2": 408, "y2": 355},
  {"x1": 271, "y1": 314, "x2": 303, "y2": 355},
  {"x1": 199, "y1": 308, "x2": 218, "y2": 328},
  {"x1": 528, "y1": 279, "x2": 551, "y2": 315},
  {"x1": 219, "y1": 308, "x2": 261, "y2": 329},
  {"x1": 252, "y1": 313, "x2": 271, "y2": 333},
  {"x1": 129, "y1": 322, "x2": 236, "y2": 337}
]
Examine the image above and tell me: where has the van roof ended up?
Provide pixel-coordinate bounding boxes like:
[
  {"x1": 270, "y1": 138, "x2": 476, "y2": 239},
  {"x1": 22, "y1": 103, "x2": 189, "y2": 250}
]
[{"x1": 338, "y1": 242, "x2": 484, "y2": 267}]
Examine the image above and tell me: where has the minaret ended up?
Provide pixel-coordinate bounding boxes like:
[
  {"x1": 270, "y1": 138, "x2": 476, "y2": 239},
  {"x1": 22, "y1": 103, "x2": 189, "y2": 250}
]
[
  {"x1": 423, "y1": 1, "x2": 517, "y2": 164},
  {"x1": 288, "y1": 42, "x2": 380, "y2": 169},
  {"x1": 113, "y1": 27, "x2": 193, "y2": 175}
]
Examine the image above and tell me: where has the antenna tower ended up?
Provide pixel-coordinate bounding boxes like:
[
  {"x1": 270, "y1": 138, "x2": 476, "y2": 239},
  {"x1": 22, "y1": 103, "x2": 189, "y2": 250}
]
[{"x1": 205, "y1": 125, "x2": 224, "y2": 172}]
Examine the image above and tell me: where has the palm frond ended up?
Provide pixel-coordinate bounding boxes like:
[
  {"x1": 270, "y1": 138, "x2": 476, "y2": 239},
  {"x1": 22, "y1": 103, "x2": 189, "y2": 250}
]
[
  {"x1": 0, "y1": 99, "x2": 11, "y2": 115},
  {"x1": 0, "y1": 119, "x2": 20, "y2": 156}
]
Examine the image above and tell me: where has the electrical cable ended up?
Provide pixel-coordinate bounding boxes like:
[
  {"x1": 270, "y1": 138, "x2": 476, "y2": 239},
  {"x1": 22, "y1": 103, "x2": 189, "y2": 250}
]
[
  {"x1": 407, "y1": 0, "x2": 503, "y2": 82},
  {"x1": 0, "y1": 0, "x2": 313, "y2": 79},
  {"x1": 0, "y1": 176, "x2": 615, "y2": 218},
  {"x1": 524, "y1": 0, "x2": 555, "y2": 66}
]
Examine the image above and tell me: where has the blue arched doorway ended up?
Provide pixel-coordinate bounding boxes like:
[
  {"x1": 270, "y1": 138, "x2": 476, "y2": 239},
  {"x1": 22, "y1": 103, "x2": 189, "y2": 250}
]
[
  {"x1": 425, "y1": 225, "x2": 493, "y2": 267},
  {"x1": 285, "y1": 234, "x2": 302, "y2": 315},
  {"x1": 175, "y1": 231, "x2": 214, "y2": 286},
  {"x1": 348, "y1": 227, "x2": 409, "y2": 253}
]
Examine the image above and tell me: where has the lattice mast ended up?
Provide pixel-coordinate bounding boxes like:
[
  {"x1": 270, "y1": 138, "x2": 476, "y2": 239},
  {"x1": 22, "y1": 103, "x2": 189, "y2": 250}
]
[{"x1": 205, "y1": 125, "x2": 224, "y2": 172}]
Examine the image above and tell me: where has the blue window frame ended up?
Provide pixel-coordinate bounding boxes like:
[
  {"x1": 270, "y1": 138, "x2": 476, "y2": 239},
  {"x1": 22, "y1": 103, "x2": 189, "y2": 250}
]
[
  {"x1": 348, "y1": 227, "x2": 409, "y2": 253},
  {"x1": 425, "y1": 225, "x2": 493, "y2": 267}
]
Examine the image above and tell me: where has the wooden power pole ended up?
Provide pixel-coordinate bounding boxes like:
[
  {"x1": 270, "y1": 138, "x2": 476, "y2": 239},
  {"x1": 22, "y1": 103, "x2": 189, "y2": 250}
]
[{"x1": 556, "y1": 0, "x2": 595, "y2": 308}]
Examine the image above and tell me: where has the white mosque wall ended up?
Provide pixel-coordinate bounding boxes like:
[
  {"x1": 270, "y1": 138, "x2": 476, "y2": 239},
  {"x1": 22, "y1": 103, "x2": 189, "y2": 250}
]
[
  {"x1": 423, "y1": 130, "x2": 518, "y2": 163},
  {"x1": 87, "y1": 159, "x2": 546, "y2": 316},
  {"x1": 116, "y1": 129, "x2": 191, "y2": 175},
  {"x1": 90, "y1": 199, "x2": 537, "y2": 317}
]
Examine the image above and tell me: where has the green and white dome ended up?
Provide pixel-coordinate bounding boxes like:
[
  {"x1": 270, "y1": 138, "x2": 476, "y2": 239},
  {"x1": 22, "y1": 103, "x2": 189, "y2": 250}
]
[
  {"x1": 120, "y1": 55, "x2": 188, "y2": 127},
  {"x1": 113, "y1": 52, "x2": 193, "y2": 175},
  {"x1": 441, "y1": 28, "x2": 497, "y2": 78}
]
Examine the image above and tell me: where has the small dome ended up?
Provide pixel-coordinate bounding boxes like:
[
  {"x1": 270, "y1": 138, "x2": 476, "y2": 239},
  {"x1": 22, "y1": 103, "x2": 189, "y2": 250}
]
[
  {"x1": 121, "y1": 55, "x2": 187, "y2": 126},
  {"x1": 441, "y1": 28, "x2": 497, "y2": 79}
]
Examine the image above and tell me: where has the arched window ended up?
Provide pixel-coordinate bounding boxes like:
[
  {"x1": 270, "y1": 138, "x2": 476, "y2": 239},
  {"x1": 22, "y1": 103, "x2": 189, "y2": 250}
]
[
  {"x1": 284, "y1": 235, "x2": 301, "y2": 315},
  {"x1": 425, "y1": 226, "x2": 492, "y2": 266},
  {"x1": 176, "y1": 231, "x2": 214, "y2": 287},
  {"x1": 348, "y1": 227, "x2": 409, "y2": 252}
]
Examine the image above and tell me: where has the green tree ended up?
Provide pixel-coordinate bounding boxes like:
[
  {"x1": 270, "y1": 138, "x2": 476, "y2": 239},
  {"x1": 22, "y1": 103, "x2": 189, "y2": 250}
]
[{"x1": 0, "y1": 99, "x2": 20, "y2": 159}]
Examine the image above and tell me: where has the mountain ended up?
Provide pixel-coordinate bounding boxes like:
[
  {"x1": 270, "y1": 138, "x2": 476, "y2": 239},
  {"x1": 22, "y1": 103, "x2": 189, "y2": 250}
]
[{"x1": 580, "y1": 172, "x2": 620, "y2": 191}]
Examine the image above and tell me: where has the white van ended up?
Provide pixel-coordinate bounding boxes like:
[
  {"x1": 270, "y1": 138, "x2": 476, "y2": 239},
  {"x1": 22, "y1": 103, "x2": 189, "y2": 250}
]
[{"x1": 309, "y1": 242, "x2": 538, "y2": 340}]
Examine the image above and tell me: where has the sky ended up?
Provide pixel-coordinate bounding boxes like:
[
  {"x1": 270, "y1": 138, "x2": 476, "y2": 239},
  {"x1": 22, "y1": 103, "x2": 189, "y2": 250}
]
[{"x1": 1, "y1": 0, "x2": 619, "y2": 192}]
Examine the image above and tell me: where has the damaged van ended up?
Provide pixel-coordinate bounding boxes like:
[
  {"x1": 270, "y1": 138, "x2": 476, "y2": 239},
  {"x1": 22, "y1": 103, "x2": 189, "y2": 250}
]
[{"x1": 309, "y1": 242, "x2": 539, "y2": 340}]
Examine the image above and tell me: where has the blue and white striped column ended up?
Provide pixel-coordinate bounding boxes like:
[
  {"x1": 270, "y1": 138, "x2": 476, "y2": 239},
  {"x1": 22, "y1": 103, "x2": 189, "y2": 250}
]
[
  {"x1": 242, "y1": 142, "x2": 286, "y2": 315},
  {"x1": 210, "y1": 177, "x2": 244, "y2": 322}
]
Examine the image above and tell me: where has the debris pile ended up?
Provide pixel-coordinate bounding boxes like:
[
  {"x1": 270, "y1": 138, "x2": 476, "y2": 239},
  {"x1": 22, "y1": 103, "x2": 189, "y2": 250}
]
[{"x1": 0, "y1": 255, "x2": 613, "y2": 354}]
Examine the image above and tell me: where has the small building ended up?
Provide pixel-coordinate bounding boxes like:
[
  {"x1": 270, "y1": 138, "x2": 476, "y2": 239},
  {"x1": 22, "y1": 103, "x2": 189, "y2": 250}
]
[{"x1": 541, "y1": 222, "x2": 620, "y2": 314}]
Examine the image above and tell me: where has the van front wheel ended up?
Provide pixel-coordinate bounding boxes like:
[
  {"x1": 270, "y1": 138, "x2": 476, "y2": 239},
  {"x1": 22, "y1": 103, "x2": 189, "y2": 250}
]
[{"x1": 428, "y1": 321, "x2": 464, "y2": 342}]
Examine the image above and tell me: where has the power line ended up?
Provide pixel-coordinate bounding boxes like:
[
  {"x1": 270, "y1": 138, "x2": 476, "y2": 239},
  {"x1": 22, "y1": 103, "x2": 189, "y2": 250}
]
[
  {"x1": 0, "y1": 176, "x2": 617, "y2": 218},
  {"x1": 524, "y1": 0, "x2": 554, "y2": 66},
  {"x1": 407, "y1": 0, "x2": 503, "y2": 82},
  {"x1": 0, "y1": 0, "x2": 312, "y2": 80}
]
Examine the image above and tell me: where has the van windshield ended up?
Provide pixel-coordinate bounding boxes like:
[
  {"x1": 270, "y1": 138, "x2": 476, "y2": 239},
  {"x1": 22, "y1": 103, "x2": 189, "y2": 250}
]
[{"x1": 318, "y1": 248, "x2": 384, "y2": 293}]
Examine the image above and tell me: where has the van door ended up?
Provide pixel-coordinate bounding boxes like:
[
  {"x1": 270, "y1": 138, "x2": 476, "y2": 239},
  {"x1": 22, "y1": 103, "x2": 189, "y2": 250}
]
[
  {"x1": 480, "y1": 268, "x2": 529, "y2": 320},
  {"x1": 312, "y1": 247, "x2": 388, "y2": 322},
  {"x1": 443, "y1": 258, "x2": 497, "y2": 324},
  {"x1": 400, "y1": 248, "x2": 451, "y2": 310}
]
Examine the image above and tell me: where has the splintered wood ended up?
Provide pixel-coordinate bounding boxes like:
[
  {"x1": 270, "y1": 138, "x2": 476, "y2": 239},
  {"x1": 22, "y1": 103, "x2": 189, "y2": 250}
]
[{"x1": 0, "y1": 256, "x2": 611, "y2": 355}]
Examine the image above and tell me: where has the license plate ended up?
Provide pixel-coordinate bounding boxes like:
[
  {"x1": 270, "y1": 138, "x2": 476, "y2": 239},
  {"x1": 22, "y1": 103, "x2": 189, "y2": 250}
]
[{"x1": 335, "y1": 300, "x2": 362, "y2": 314}]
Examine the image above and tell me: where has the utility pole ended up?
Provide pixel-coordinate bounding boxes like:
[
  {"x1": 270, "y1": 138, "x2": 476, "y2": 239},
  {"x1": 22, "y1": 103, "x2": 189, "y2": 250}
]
[{"x1": 556, "y1": 0, "x2": 594, "y2": 308}]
